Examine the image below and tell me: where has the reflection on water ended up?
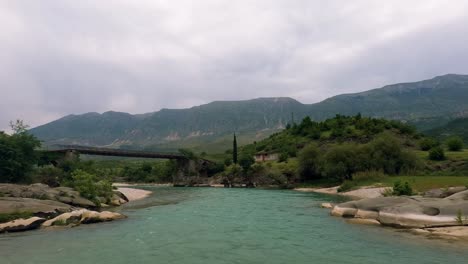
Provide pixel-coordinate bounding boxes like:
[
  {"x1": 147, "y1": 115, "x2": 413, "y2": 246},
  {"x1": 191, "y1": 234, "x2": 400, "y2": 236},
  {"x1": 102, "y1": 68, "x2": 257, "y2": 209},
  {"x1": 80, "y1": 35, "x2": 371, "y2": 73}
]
[{"x1": 1, "y1": 187, "x2": 467, "y2": 264}]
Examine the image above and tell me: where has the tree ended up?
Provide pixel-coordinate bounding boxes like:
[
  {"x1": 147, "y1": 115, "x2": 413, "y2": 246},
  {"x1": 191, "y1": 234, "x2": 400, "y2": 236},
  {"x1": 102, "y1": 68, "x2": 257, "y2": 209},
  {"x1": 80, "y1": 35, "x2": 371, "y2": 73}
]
[
  {"x1": 429, "y1": 146, "x2": 445, "y2": 161},
  {"x1": 446, "y1": 136, "x2": 464, "y2": 151},
  {"x1": 233, "y1": 133, "x2": 238, "y2": 164},
  {"x1": 238, "y1": 151, "x2": 254, "y2": 173},
  {"x1": 9, "y1": 119, "x2": 29, "y2": 134},
  {"x1": 0, "y1": 121, "x2": 41, "y2": 183},
  {"x1": 297, "y1": 143, "x2": 321, "y2": 181},
  {"x1": 419, "y1": 137, "x2": 438, "y2": 151}
]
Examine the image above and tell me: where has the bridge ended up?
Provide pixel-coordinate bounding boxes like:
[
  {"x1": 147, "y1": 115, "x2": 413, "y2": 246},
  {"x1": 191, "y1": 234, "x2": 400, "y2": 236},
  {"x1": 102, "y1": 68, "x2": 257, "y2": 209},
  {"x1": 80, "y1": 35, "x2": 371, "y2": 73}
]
[
  {"x1": 41, "y1": 145, "x2": 213, "y2": 186},
  {"x1": 44, "y1": 145, "x2": 189, "y2": 160}
]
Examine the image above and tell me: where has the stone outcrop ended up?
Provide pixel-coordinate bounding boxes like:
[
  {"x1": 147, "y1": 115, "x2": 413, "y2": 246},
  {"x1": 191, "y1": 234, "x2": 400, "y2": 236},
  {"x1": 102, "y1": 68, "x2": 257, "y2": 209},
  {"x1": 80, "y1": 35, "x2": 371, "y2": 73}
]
[
  {"x1": 331, "y1": 191, "x2": 468, "y2": 228},
  {"x1": 0, "y1": 217, "x2": 46, "y2": 233},
  {"x1": 42, "y1": 209, "x2": 126, "y2": 227},
  {"x1": 0, "y1": 183, "x2": 129, "y2": 208},
  {"x1": 424, "y1": 186, "x2": 467, "y2": 198},
  {"x1": 0, "y1": 197, "x2": 72, "y2": 217}
]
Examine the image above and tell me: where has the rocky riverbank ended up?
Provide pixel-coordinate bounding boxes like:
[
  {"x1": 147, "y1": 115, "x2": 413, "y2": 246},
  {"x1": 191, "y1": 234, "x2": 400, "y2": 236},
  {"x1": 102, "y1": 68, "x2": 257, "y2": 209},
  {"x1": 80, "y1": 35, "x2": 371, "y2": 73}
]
[
  {"x1": 319, "y1": 186, "x2": 468, "y2": 241},
  {"x1": 0, "y1": 183, "x2": 151, "y2": 234}
]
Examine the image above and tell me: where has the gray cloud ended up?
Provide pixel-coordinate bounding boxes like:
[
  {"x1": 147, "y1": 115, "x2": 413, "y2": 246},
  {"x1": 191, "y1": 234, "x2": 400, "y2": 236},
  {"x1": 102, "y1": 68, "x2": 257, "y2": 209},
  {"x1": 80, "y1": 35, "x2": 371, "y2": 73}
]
[{"x1": 1, "y1": 0, "x2": 468, "y2": 131}]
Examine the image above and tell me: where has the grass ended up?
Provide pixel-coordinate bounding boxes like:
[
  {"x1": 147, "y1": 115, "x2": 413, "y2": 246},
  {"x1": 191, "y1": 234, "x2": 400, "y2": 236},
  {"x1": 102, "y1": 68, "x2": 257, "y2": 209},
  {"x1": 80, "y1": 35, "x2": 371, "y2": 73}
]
[
  {"x1": 413, "y1": 149, "x2": 468, "y2": 161},
  {"x1": 0, "y1": 212, "x2": 34, "y2": 224},
  {"x1": 349, "y1": 175, "x2": 468, "y2": 193}
]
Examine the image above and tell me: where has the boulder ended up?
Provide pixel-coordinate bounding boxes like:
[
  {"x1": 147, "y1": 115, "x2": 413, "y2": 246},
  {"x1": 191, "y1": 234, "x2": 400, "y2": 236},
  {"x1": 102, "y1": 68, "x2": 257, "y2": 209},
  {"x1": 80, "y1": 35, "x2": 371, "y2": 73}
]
[
  {"x1": 321, "y1": 203, "x2": 334, "y2": 209},
  {"x1": 0, "y1": 197, "x2": 72, "y2": 217},
  {"x1": 0, "y1": 217, "x2": 46, "y2": 233},
  {"x1": 331, "y1": 196, "x2": 468, "y2": 228},
  {"x1": 424, "y1": 187, "x2": 467, "y2": 198},
  {"x1": 42, "y1": 209, "x2": 126, "y2": 227},
  {"x1": 0, "y1": 184, "x2": 98, "y2": 208}
]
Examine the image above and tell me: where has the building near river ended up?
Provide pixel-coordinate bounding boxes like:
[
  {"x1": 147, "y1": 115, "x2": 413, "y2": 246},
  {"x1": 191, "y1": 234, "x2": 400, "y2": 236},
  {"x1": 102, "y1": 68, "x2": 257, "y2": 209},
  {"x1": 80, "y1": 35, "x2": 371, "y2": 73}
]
[{"x1": 254, "y1": 151, "x2": 279, "y2": 162}]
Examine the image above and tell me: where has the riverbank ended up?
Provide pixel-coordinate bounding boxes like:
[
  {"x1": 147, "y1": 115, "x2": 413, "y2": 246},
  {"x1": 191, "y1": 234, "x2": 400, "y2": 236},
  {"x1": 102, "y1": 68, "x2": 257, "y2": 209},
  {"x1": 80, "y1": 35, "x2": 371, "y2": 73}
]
[
  {"x1": 295, "y1": 186, "x2": 390, "y2": 199},
  {"x1": 115, "y1": 187, "x2": 153, "y2": 201},
  {"x1": 0, "y1": 183, "x2": 149, "y2": 233},
  {"x1": 304, "y1": 185, "x2": 468, "y2": 242}
]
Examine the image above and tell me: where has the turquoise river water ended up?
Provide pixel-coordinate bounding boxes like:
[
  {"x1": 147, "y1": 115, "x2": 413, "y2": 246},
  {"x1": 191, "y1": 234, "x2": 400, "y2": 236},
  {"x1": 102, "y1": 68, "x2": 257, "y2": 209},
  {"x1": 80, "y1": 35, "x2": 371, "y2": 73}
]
[{"x1": 1, "y1": 187, "x2": 468, "y2": 264}]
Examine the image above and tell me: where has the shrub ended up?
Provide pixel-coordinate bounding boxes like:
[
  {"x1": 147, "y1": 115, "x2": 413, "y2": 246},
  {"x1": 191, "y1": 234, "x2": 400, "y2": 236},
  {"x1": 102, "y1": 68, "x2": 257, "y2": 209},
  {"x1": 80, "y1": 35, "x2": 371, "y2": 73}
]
[
  {"x1": 0, "y1": 130, "x2": 41, "y2": 183},
  {"x1": 337, "y1": 181, "x2": 356, "y2": 193},
  {"x1": 34, "y1": 166, "x2": 65, "y2": 187},
  {"x1": 419, "y1": 137, "x2": 438, "y2": 151},
  {"x1": 297, "y1": 144, "x2": 321, "y2": 181},
  {"x1": 71, "y1": 169, "x2": 113, "y2": 205},
  {"x1": 322, "y1": 144, "x2": 358, "y2": 181},
  {"x1": 392, "y1": 181, "x2": 413, "y2": 196},
  {"x1": 446, "y1": 136, "x2": 464, "y2": 151},
  {"x1": 429, "y1": 146, "x2": 445, "y2": 161}
]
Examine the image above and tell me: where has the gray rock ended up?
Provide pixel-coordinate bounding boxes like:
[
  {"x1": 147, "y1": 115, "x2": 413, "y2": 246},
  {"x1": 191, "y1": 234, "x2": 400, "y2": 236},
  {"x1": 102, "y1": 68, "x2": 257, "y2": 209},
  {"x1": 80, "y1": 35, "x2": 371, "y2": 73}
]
[
  {"x1": 331, "y1": 196, "x2": 468, "y2": 228},
  {"x1": 0, "y1": 217, "x2": 46, "y2": 233},
  {"x1": 0, "y1": 197, "x2": 72, "y2": 216},
  {"x1": 424, "y1": 187, "x2": 468, "y2": 198}
]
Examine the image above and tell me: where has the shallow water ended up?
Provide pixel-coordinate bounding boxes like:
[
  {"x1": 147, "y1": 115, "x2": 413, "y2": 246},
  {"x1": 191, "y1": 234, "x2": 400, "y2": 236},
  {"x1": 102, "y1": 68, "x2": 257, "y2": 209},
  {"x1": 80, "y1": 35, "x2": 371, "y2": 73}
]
[{"x1": 1, "y1": 187, "x2": 467, "y2": 264}]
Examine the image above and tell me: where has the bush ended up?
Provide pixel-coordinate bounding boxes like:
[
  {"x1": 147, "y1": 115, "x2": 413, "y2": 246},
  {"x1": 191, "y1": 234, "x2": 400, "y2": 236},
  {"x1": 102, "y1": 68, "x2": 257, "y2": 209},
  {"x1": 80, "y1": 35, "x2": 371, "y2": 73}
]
[
  {"x1": 392, "y1": 180, "x2": 413, "y2": 196},
  {"x1": 71, "y1": 169, "x2": 113, "y2": 205},
  {"x1": 297, "y1": 144, "x2": 321, "y2": 181},
  {"x1": 446, "y1": 136, "x2": 464, "y2": 151},
  {"x1": 337, "y1": 181, "x2": 356, "y2": 193},
  {"x1": 429, "y1": 146, "x2": 445, "y2": 161},
  {"x1": 0, "y1": 130, "x2": 40, "y2": 183},
  {"x1": 34, "y1": 166, "x2": 65, "y2": 187},
  {"x1": 419, "y1": 137, "x2": 438, "y2": 151},
  {"x1": 322, "y1": 144, "x2": 357, "y2": 181}
]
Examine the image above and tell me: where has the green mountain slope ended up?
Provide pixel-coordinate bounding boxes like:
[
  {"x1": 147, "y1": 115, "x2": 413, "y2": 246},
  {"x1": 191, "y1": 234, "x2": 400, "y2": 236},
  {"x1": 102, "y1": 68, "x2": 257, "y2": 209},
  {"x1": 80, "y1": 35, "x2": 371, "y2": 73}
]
[
  {"x1": 29, "y1": 74, "x2": 468, "y2": 152},
  {"x1": 426, "y1": 117, "x2": 468, "y2": 144},
  {"x1": 308, "y1": 74, "x2": 468, "y2": 129}
]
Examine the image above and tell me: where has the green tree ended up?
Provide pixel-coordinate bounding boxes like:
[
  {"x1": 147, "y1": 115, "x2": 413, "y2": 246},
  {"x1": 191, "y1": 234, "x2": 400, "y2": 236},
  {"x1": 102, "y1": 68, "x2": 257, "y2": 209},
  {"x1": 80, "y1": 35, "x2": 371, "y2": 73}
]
[
  {"x1": 429, "y1": 146, "x2": 446, "y2": 161},
  {"x1": 419, "y1": 137, "x2": 438, "y2": 151},
  {"x1": 446, "y1": 136, "x2": 464, "y2": 151},
  {"x1": 238, "y1": 151, "x2": 255, "y2": 173},
  {"x1": 0, "y1": 121, "x2": 41, "y2": 183},
  {"x1": 297, "y1": 143, "x2": 321, "y2": 181},
  {"x1": 233, "y1": 133, "x2": 238, "y2": 164}
]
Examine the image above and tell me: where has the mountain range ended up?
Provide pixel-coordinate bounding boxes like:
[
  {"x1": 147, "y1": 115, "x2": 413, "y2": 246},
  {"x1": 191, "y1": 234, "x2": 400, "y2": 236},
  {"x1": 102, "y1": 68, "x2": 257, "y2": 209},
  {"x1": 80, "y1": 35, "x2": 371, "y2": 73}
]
[{"x1": 30, "y1": 74, "x2": 468, "y2": 152}]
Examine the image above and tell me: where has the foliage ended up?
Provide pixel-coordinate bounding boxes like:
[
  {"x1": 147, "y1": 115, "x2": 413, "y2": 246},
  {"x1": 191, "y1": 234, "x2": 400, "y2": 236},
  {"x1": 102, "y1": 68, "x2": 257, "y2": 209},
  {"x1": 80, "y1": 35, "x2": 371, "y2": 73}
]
[
  {"x1": 0, "y1": 123, "x2": 41, "y2": 183},
  {"x1": 297, "y1": 144, "x2": 321, "y2": 181},
  {"x1": 233, "y1": 133, "x2": 238, "y2": 164},
  {"x1": 178, "y1": 149, "x2": 197, "y2": 160},
  {"x1": 392, "y1": 180, "x2": 413, "y2": 196},
  {"x1": 446, "y1": 136, "x2": 464, "y2": 151},
  {"x1": 238, "y1": 151, "x2": 254, "y2": 173},
  {"x1": 71, "y1": 169, "x2": 113, "y2": 205},
  {"x1": 121, "y1": 161, "x2": 175, "y2": 183},
  {"x1": 0, "y1": 212, "x2": 34, "y2": 224},
  {"x1": 337, "y1": 181, "x2": 356, "y2": 193},
  {"x1": 34, "y1": 165, "x2": 65, "y2": 187},
  {"x1": 429, "y1": 146, "x2": 446, "y2": 161},
  {"x1": 419, "y1": 137, "x2": 439, "y2": 151}
]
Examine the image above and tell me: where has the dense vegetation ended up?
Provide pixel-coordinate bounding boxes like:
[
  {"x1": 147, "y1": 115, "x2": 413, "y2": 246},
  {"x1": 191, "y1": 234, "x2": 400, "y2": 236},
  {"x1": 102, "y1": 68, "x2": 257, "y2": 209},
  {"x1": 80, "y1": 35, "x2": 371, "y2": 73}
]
[{"x1": 0, "y1": 121, "x2": 41, "y2": 183}]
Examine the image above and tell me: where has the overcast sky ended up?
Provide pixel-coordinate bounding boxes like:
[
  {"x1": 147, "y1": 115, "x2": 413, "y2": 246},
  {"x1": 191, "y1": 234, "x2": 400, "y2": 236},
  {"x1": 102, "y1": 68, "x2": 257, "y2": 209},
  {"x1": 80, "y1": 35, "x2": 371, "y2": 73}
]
[{"x1": 1, "y1": 0, "x2": 468, "y2": 131}]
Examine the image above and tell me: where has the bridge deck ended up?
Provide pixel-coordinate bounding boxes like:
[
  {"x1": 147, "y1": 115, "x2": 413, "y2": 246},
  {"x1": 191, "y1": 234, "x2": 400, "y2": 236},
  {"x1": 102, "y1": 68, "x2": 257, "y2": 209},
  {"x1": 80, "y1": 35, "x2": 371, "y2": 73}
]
[{"x1": 44, "y1": 145, "x2": 188, "y2": 160}]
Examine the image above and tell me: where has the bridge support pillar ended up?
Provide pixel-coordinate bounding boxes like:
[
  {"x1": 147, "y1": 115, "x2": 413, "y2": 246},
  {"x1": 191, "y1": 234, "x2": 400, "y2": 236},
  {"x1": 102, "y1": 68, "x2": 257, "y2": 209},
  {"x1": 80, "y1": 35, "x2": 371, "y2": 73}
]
[
  {"x1": 64, "y1": 150, "x2": 80, "y2": 161},
  {"x1": 173, "y1": 159, "x2": 200, "y2": 186}
]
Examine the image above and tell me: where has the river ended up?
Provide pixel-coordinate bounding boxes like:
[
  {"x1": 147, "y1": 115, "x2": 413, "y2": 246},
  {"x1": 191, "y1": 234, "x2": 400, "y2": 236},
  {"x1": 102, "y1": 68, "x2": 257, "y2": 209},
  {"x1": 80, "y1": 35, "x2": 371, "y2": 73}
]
[{"x1": 1, "y1": 187, "x2": 467, "y2": 264}]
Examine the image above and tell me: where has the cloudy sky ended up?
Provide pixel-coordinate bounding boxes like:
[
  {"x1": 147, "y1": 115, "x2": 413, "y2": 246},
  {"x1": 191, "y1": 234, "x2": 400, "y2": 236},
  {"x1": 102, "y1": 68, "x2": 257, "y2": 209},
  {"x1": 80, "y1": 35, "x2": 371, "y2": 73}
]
[{"x1": 1, "y1": 0, "x2": 468, "y2": 131}]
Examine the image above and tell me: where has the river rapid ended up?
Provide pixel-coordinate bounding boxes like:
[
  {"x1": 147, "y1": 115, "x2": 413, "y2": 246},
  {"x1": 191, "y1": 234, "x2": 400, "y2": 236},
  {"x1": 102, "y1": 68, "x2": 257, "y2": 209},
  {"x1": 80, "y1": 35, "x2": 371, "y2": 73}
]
[{"x1": 1, "y1": 187, "x2": 467, "y2": 264}]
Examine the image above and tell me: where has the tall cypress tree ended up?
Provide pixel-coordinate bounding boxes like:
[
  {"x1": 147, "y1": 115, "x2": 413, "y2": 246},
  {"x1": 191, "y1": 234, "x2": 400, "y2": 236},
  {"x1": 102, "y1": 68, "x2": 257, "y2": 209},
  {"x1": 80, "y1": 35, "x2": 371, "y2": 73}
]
[{"x1": 233, "y1": 133, "x2": 238, "y2": 164}]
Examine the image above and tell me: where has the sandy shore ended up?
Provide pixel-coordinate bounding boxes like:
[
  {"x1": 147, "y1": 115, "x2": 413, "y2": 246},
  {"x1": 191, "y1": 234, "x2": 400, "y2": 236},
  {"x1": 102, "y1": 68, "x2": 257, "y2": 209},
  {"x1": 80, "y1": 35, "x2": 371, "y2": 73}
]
[
  {"x1": 116, "y1": 187, "x2": 153, "y2": 201},
  {"x1": 294, "y1": 186, "x2": 390, "y2": 199}
]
